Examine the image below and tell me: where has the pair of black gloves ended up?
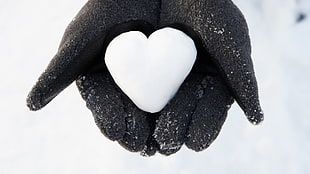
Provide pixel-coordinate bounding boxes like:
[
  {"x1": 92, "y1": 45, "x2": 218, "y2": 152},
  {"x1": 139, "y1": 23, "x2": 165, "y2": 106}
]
[{"x1": 27, "y1": 0, "x2": 263, "y2": 156}]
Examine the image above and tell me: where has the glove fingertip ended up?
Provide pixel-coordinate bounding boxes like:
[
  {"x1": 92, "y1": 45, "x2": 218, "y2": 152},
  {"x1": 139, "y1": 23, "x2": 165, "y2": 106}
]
[
  {"x1": 26, "y1": 95, "x2": 41, "y2": 111},
  {"x1": 185, "y1": 135, "x2": 212, "y2": 152},
  {"x1": 246, "y1": 107, "x2": 264, "y2": 125},
  {"x1": 26, "y1": 86, "x2": 49, "y2": 111},
  {"x1": 140, "y1": 136, "x2": 159, "y2": 157}
]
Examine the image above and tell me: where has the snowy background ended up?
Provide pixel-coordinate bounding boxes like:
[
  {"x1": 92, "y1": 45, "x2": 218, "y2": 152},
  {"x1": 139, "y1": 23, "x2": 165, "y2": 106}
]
[{"x1": 1, "y1": 0, "x2": 309, "y2": 173}]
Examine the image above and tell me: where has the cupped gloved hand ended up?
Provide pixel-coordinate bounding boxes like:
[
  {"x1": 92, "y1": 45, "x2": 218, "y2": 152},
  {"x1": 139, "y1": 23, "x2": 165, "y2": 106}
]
[
  {"x1": 26, "y1": 0, "x2": 161, "y2": 155},
  {"x1": 27, "y1": 0, "x2": 264, "y2": 156},
  {"x1": 152, "y1": 0, "x2": 265, "y2": 155}
]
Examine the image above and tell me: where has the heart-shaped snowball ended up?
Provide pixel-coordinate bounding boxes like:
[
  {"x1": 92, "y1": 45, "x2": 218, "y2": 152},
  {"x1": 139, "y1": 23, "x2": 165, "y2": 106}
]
[{"x1": 105, "y1": 27, "x2": 197, "y2": 113}]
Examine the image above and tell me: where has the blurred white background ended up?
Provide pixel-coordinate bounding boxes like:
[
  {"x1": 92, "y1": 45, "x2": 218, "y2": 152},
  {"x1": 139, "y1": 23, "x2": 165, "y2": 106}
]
[{"x1": 1, "y1": 0, "x2": 309, "y2": 173}]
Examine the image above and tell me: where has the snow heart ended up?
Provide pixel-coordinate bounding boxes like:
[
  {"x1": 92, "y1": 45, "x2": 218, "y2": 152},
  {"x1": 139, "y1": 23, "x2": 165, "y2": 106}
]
[{"x1": 105, "y1": 27, "x2": 197, "y2": 113}]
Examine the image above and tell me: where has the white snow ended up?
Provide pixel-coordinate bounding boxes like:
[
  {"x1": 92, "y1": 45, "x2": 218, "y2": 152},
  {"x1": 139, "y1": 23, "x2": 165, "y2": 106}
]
[
  {"x1": 1, "y1": 0, "x2": 309, "y2": 173},
  {"x1": 105, "y1": 28, "x2": 197, "y2": 113}
]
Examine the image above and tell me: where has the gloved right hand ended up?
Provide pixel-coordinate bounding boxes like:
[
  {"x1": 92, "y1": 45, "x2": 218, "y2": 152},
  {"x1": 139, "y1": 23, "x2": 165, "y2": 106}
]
[{"x1": 26, "y1": 0, "x2": 162, "y2": 156}]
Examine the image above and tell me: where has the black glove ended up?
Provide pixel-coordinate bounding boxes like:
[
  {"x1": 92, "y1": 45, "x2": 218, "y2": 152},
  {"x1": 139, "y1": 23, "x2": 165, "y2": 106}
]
[
  {"x1": 27, "y1": 0, "x2": 263, "y2": 156},
  {"x1": 152, "y1": 0, "x2": 264, "y2": 155},
  {"x1": 27, "y1": 0, "x2": 161, "y2": 156},
  {"x1": 76, "y1": 69, "x2": 157, "y2": 155}
]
